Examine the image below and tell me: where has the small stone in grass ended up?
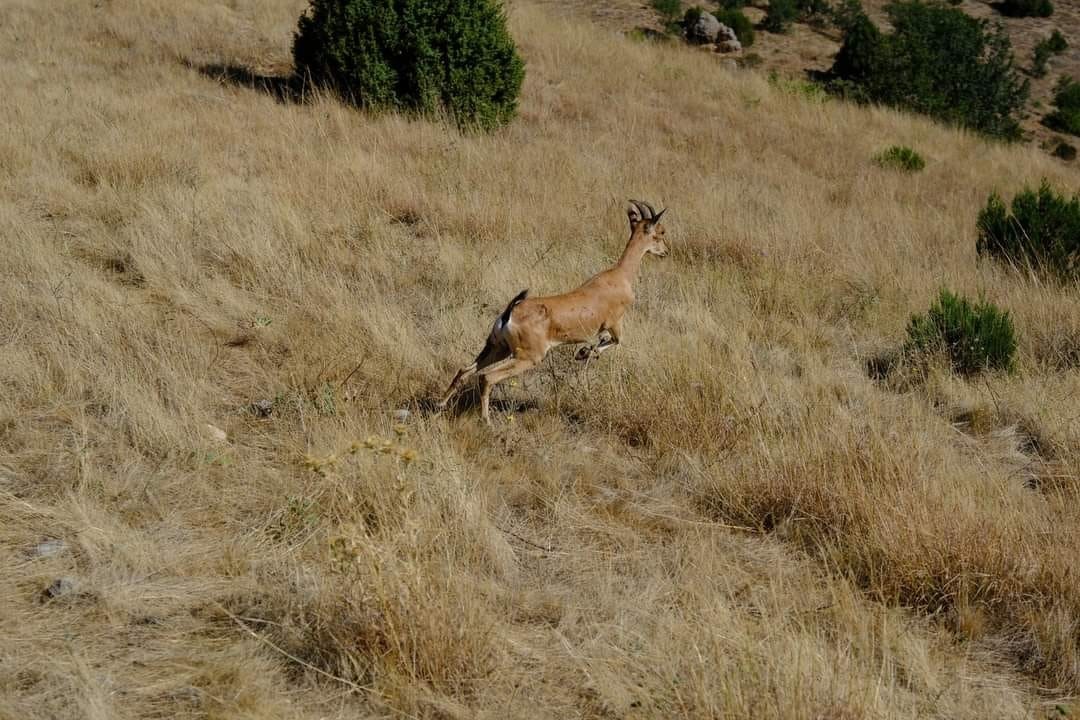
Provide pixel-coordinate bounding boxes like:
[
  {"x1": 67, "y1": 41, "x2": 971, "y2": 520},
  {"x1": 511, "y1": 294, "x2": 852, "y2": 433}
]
[{"x1": 32, "y1": 539, "x2": 67, "y2": 558}]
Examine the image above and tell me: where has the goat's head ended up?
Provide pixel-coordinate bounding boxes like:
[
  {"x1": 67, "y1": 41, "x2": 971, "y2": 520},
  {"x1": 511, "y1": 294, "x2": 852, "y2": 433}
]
[{"x1": 628, "y1": 199, "x2": 669, "y2": 258}]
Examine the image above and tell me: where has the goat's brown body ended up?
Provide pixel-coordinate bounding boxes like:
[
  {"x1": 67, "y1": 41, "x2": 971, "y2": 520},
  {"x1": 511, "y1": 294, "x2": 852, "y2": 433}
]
[
  {"x1": 513, "y1": 269, "x2": 632, "y2": 348},
  {"x1": 438, "y1": 201, "x2": 669, "y2": 425}
]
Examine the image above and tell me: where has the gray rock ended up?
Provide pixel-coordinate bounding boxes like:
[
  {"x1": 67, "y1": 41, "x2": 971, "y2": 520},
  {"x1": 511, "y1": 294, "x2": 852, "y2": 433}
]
[
  {"x1": 685, "y1": 11, "x2": 721, "y2": 45},
  {"x1": 251, "y1": 398, "x2": 274, "y2": 418},
  {"x1": 716, "y1": 23, "x2": 738, "y2": 43},
  {"x1": 717, "y1": 39, "x2": 743, "y2": 54},
  {"x1": 43, "y1": 577, "x2": 78, "y2": 600},
  {"x1": 32, "y1": 539, "x2": 67, "y2": 558}
]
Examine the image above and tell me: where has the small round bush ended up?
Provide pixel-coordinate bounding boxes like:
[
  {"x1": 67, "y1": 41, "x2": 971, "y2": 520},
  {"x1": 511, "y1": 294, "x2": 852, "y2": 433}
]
[
  {"x1": 763, "y1": 0, "x2": 798, "y2": 32},
  {"x1": 796, "y1": 0, "x2": 832, "y2": 18},
  {"x1": 1047, "y1": 29, "x2": 1068, "y2": 53},
  {"x1": 905, "y1": 289, "x2": 1017, "y2": 375},
  {"x1": 875, "y1": 145, "x2": 925, "y2": 172},
  {"x1": 1053, "y1": 141, "x2": 1077, "y2": 161},
  {"x1": 682, "y1": 7, "x2": 706, "y2": 36},
  {"x1": 998, "y1": 0, "x2": 1053, "y2": 17},
  {"x1": 1032, "y1": 31, "x2": 1067, "y2": 77},
  {"x1": 293, "y1": 0, "x2": 525, "y2": 131},
  {"x1": 715, "y1": 8, "x2": 755, "y2": 46},
  {"x1": 653, "y1": 0, "x2": 684, "y2": 31},
  {"x1": 977, "y1": 181, "x2": 1080, "y2": 280}
]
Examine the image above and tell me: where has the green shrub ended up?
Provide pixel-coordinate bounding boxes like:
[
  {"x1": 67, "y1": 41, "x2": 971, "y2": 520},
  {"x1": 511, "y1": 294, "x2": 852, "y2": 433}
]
[
  {"x1": 828, "y1": 1, "x2": 1028, "y2": 140},
  {"x1": 715, "y1": 8, "x2": 755, "y2": 46},
  {"x1": 1033, "y1": 43, "x2": 1053, "y2": 77},
  {"x1": 905, "y1": 289, "x2": 1017, "y2": 375},
  {"x1": 998, "y1": 0, "x2": 1053, "y2": 17},
  {"x1": 1033, "y1": 31, "x2": 1067, "y2": 77},
  {"x1": 768, "y1": 70, "x2": 829, "y2": 101},
  {"x1": 977, "y1": 181, "x2": 1080, "y2": 280},
  {"x1": 1047, "y1": 29, "x2": 1068, "y2": 53},
  {"x1": 796, "y1": 0, "x2": 832, "y2": 18},
  {"x1": 652, "y1": 0, "x2": 684, "y2": 31},
  {"x1": 1053, "y1": 140, "x2": 1077, "y2": 161},
  {"x1": 875, "y1": 145, "x2": 925, "y2": 171},
  {"x1": 1045, "y1": 76, "x2": 1080, "y2": 136},
  {"x1": 292, "y1": 0, "x2": 524, "y2": 131},
  {"x1": 683, "y1": 6, "x2": 705, "y2": 30},
  {"x1": 763, "y1": 0, "x2": 798, "y2": 32},
  {"x1": 717, "y1": 0, "x2": 746, "y2": 8}
]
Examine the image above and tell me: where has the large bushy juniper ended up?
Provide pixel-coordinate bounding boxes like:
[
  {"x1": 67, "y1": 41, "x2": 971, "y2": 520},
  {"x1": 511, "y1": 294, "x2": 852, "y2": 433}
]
[
  {"x1": 905, "y1": 289, "x2": 1017, "y2": 375},
  {"x1": 293, "y1": 0, "x2": 525, "y2": 131},
  {"x1": 978, "y1": 181, "x2": 1080, "y2": 280},
  {"x1": 828, "y1": 0, "x2": 1028, "y2": 140}
]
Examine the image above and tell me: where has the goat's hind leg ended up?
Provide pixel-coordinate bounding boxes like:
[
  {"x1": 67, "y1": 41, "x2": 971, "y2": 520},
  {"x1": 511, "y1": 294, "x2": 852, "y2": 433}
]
[
  {"x1": 479, "y1": 356, "x2": 537, "y2": 426},
  {"x1": 437, "y1": 362, "x2": 478, "y2": 408},
  {"x1": 438, "y1": 334, "x2": 511, "y2": 409}
]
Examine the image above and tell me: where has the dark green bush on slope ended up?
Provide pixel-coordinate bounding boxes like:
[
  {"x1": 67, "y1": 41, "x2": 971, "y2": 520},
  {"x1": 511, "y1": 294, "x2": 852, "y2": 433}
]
[
  {"x1": 763, "y1": 0, "x2": 799, "y2": 32},
  {"x1": 653, "y1": 0, "x2": 684, "y2": 31},
  {"x1": 978, "y1": 182, "x2": 1080, "y2": 280},
  {"x1": 828, "y1": 0, "x2": 1028, "y2": 140},
  {"x1": 998, "y1": 0, "x2": 1053, "y2": 18},
  {"x1": 1032, "y1": 30, "x2": 1067, "y2": 77},
  {"x1": 293, "y1": 0, "x2": 525, "y2": 131},
  {"x1": 906, "y1": 289, "x2": 1017, "y2": 375},
  {"x1": 1045, "y1": 76, "x2": 1080, "y2": 136}
]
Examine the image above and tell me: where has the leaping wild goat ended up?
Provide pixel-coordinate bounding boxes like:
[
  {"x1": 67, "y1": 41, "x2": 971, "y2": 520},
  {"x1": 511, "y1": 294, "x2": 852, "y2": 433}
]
[{"x1": 438, "y1": 200, "x2": 670, "y2": 425}]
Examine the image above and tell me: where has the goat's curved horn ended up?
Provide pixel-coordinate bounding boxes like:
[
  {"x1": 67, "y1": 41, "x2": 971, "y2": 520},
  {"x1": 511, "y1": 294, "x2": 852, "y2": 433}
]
[
  {"x1": 630, "y1": 199, "x2": 652, "y2": 220},
  {"x1": 642, "y1": 201, "x2": 657, "y2": 218}
]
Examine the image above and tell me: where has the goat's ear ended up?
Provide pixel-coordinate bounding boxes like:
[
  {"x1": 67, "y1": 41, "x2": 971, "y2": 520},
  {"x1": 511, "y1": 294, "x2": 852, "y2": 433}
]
[{"x1": 652, "y1": 208, "x2": 667, "y2": 224}]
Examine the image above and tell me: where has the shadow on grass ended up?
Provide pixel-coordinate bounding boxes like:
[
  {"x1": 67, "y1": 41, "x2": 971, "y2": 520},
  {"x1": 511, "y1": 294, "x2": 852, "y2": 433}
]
[
  {"x1": 410, "y1": 385, "x2": 540, "y2": 421},
  {"x1": 191, "y1": 61, "x2": 310, "y2": 104}
]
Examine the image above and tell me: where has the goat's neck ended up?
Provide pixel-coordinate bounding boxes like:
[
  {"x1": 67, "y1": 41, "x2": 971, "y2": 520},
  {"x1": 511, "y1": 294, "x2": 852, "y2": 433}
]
[{"x1": 612, "y1": 228, "x2": 651, "y2": 283}]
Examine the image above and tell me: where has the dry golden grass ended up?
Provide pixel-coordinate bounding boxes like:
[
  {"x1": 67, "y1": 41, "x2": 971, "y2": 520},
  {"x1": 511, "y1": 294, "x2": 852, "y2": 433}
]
[{"x1": 2, "y1": 0, "x2": 1079, "y2": 717}]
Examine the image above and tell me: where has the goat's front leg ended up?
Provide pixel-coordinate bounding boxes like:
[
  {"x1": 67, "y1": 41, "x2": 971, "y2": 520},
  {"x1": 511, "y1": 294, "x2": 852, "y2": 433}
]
[{"x1": 576, "y1": 323, "x2": 621, "y2": 361}]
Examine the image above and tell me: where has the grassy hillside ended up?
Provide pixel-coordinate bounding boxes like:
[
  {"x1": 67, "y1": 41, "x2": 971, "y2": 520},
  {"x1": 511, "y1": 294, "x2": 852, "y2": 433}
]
[{"x1": 2, "y1": 0, "x2": 1079, "y2": 717}]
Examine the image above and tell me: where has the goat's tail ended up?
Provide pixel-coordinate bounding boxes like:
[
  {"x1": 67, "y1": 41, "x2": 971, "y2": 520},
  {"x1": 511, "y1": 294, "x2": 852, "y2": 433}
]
[{"x1": 498, "y1": 289, "x2": 529, "y2": 328}]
